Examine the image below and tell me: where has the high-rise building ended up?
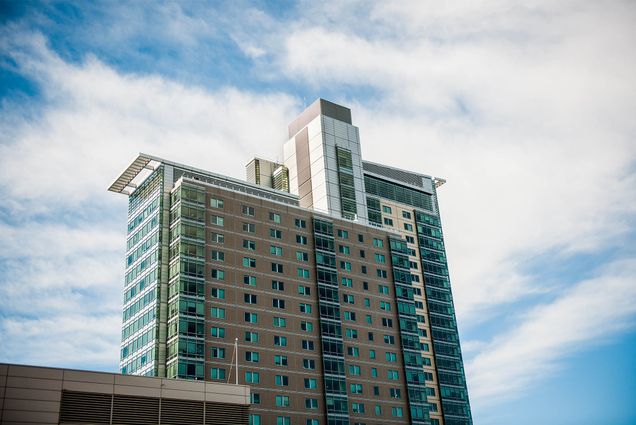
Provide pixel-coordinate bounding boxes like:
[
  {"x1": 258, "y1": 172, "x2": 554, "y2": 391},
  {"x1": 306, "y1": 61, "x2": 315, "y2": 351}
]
[{"x1": 108, "y1": 99, "x2": 472, "y2": 425}]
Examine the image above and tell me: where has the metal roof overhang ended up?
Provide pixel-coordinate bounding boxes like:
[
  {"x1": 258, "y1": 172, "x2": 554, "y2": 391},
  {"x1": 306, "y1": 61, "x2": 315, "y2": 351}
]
[{"x1": 107, "y1": 154, "x2": 158, "y2": 195}]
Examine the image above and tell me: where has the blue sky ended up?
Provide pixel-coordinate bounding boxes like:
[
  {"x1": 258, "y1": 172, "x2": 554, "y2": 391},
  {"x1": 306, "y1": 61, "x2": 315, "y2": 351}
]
[{"x1": 1, "y1": 1, "x2": 635, "y2": 424}]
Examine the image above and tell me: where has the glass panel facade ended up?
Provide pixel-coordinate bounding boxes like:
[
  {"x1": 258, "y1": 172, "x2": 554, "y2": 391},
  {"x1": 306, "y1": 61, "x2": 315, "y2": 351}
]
[
  {"x1": 312, "y1": 218, "x2": 349, "y2": 425},
  {"x1": 415, "y1": 210, "x2": 472, "y2": 425}
]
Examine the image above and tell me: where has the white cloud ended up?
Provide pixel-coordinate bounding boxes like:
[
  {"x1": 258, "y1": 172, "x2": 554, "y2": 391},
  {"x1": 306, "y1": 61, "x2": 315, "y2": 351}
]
[
  {"x1": 0, "y1": 32, "x2": 299, "y2": 211},
  {"x1": 465, "y1": 258, "x2": 636, "y2": 405}
]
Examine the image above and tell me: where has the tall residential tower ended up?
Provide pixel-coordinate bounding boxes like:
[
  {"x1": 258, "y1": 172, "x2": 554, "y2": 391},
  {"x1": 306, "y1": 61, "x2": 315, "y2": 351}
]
[{"x1": 109, "y1": 99, "x2": 472, "y2": 425}]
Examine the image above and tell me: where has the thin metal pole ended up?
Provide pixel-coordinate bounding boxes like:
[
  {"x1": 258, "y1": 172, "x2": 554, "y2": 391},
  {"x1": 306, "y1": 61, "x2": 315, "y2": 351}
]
[{"x1": 235, "y1": 337, "x2": 239, "y2": 385}]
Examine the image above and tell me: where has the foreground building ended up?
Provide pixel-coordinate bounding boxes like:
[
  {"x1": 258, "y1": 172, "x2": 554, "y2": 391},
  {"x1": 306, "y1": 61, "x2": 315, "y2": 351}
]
[
  {"x1": 108, "y1": 99, "x2": 472, "y2": 425},
  {"x1": 0, "y1": 363, "x2": 250, "y2": 424}
]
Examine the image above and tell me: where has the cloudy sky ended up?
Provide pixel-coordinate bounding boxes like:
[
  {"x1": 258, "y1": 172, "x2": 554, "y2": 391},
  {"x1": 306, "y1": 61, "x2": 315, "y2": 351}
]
[{"x1": 1, "y1": 1, "x2": 635, "y2": 423}]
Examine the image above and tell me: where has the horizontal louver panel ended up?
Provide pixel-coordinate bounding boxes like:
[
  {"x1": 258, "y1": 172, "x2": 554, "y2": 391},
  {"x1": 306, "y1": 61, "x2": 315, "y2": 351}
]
[
  {"x1": 205, "y1": 402, "x2": 249, "y2": 425},
  {"x1": 160, "y1": 398, "x2": 203, "y2": 424},
  {"x1": 60, "y1": 391, "x2": 111, "y2": 424},
  {"x1": 112, "y1": 394, "x2": 159, "y2": 425}
]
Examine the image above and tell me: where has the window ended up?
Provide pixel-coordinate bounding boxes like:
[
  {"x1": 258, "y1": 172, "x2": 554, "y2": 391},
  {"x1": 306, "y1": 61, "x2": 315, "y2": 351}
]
[
  {"x1": 369, "y1": 349, "x2": 376, "y2": 360},
  {"x1": 272, "y1": 298, "x2": 286, "y2": 309},
  {"x1": 273, "y1": 317, "x2": 287, "y2": 327},
  {"x1": 244, "y1": 275, "x2": 257, "y2": 286},
  {"x1": 277, "y1": 417, "x2": 291, "y2": 425},
  {"x1": 245, "y1": 331, "x2": 258, "y2": 342},
  {"x1": 371, "y1": 367, "x2": 378, "y2": 377},
  {"x1": 210, "y1": 347, "x2": 225, "y2": 359},
  {"x1": 243, "y1": 239, "x2": 256, "y2": 250},
  {"x1": 375, "y1": 253, "x2": 386, "y2": 263},
  {"x1": 210, "y1": 307, "x2": 225, "y2": 319},
  {"x1": 275, "y1": 375, "x2": 289, "y2": 386},
  {"x1": 304, "y1": 378, "x2": 317, "y2": 389},
  {"x1": 298, "y1": 285, "x2": 311, "y2": 295},
  {"x1": 350, "y1": 384, "x2": 363, "y2": 394},
  {"x1": 211, "y1": 215, "x2": 224, "y2": 226},
  {"x1": 361, "y1": 265, "x2": 367, "y2": 274},
  {"x1": 352, "y1": 402, "x2": 365, "y2": 413},
  {"x1": 378, "y1": 285, "x2": 389, "y2": 295},
  {"x1": 210, "y1": 198, "x2": 224, "y2": 208},
  {"x1": 375, "y1": 405, "x2": 381, "y2": 416},
  {"x1": 270, "y1": 212, "x2": 281, "y2": 223},
  {"x1": 245, "y1": 371, "x2": 260, "y2": 384},
  {"x1": 210, "y1": 269, "x2": 225, "y2": 280},
  {"x1": 300, "y1": 321, "x2": 313, "y2": 332},
  {"x1": 242, "y1": 205, "x2": 254, "y2": 216},
  {"x1": 296, "y1": 235, "x2": 308, "y2": 245},
  {"x1": 272, "y1": 263, "x2": 284, "y2": 273},
  {"x1": 343, "y1": 294, "x2": 355, "y2": 304},
  {"x1": 380, "y1": 301, "x2": 391, "y2": 311},
  {"x1": 341, "y1": 277, "x2": 353, "y2": 287},
  {"x1": 344, "y1": 311, "x2": 356, "y2": 321},
  {"x1": 340, "y1": 261, "x2": 352, "y2": 271},
  {"x1": 368, "y1": 332, "x2": 374, "y2": 341},
  {"x1": 272, "y1": 280, "x2": 285, "y2": 291},
  {"x1": 382, "y1": 205, "x2": 392, "y2": 213},
  {"x1": 210, "y1": 250, "x2": 225, "y2": 261},
  {"x1": 349, "y1": 365, "x2": 361, "y2": 375},
  {"x1": 300, "y1": 303, "x2": 312, "y2": 313},
  {"x1": 242, "y1": 222, "x2": 255, "y2": 233},
  {"x1": 211, "y1": 232, "x2": 224, "y2": 244},
  {"x1": 364, "y1": 298, "x2": 371, "y2": 307},
  {"x1": 245, "y1": 351, "x2": 260, "y2": 362},
  {"x1": 296, "y1": 251, "x2": 309, "y2": 262},
  {"x1": 303, "y1": 359, "x2": 316, "y2": 369},
  {"x1": 275, "y1": 395, "x2": 290, "y2": 407},
  {"x1": 274, "y1": 355, "x2": 288, "y2": 366},
  {"x1": 384, "y1": 335, "x2": 396, "y2": 345},
  {"x1": 302, "y1": 340, "x2": 315, "y2": 350},
  {"x1": 385, "y1": 352, "x2": 398, "y2": 362},
  {"x1": 270, "y1": 229, "x2": 282, "y2": 239},
  {"x1": 337, "y1": 229, "x2": 349, "y2": 238},
  {"x1": 359, "y1": 249, "x2": 366, "y2": 258},
  {"x1": 390, "y1": 388, "x2": 401, "y2": 398},
  {"x1": 365, "y1": 315, "x2": 372, "y2": 324},
  {"x1": 404, "y1": 223, "x2": 414, "y2": 231},
  {"x1": 244, "y1": 293, "x2": 257, "y2": 304},
  {"x1": 373, "y1": 238, "x2": 384, "y2": 248},
  {"x1": 210, "y1": 288, "x2": 225, "y2": 299},
  {"x1": 274, "y1": 336, "x2": 288, "y2": 346},
  {"x1": 387, "y1": 370, "x2": 399, "y2": 380},
  {"x1": 305, "y1": 398, "x2": 318, "y2": 409},
  {"x1": 210, "y1": 327, "x2": 225, "y2": 338},
  {"x1": 377, "y1": 269, "x2": 388, "y2": 278},
  {"x1": 402, "y1": 211, "x2": 411, "y2": 219},
  {"x1": 363, "y1": 281, "x2": 369, "y2": 290},
  {"x1": 243, "y1": 257, "x2": 256, "y2": 268},
  {"x1": 392, "y1": 407, "x2": 404, "y2": 417},
  {"x1": 347, "y1": 346, "x2": 359, "y2": 357},
  {"x1": 251, "y1": 393, "x2": 260, "y2": 404},
  {"x1": 383, "y1": 217, "x2": 393, "y2": 226},
  {"x1": 344, "y1": 329, "x2": 357, "y2": 340},
  {"x1": 294, "y1": 218, "x2": 306, "y2": 228},
  {"x1": 382, "y1": 318, "x2": 393, "y2": 327},
  {"x1": 210, "y1": 368, "x2": 226, "y2": 380},
  {"x1": 244, "y1": 312, "x2": 258, "y2": 323},
  {"x1": 358, "y1": 234, "x2": 364, "y2": 242},
  {"x1": 338, "y1": 245, "x2": 350, "y2": 255},
  {"x1": 297, "y1": 268, "x2": 310, "y2": 278},
  {"x1": 406, "y1": 235, "x2": 415, "y2": 243},
  {"x1": 270, "y1": 245, "x2": 283, "y2": 256}
]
